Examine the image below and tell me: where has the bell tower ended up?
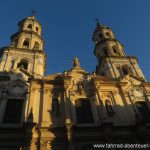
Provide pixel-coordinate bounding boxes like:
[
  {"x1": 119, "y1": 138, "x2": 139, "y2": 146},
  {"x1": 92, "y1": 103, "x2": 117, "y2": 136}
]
[
  {"x1": 0, "y1": 15, "x2": 46, "y2": 78},
  {"x1": 92, "y1": 21, "x2": 145, "y2": 80}
]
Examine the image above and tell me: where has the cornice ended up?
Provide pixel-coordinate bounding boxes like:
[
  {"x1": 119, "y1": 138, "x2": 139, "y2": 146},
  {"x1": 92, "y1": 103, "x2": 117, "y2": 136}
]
[
  {"x1": 18, "y1": 17, "x2": 42, "y2": 26},
  {"x1": 98, "y1": 56, "x2": 138, "y2": 68},
  {"x1": 10, "y1": 30, "x2": 43, "y2": 41},
  {"x1": 1, "y1": 47, "x2": 46, "y2": 56}
]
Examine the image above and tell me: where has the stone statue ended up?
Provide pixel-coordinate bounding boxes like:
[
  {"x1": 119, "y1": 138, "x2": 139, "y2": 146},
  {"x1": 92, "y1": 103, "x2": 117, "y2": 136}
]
[{"x1": 73, "y1": 57, "x2": 80, "y2": 68}]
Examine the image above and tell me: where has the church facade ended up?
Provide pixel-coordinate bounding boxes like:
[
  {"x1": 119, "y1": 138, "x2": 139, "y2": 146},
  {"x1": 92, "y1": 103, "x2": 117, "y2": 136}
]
[{"x1": 0, "y1": 16, "x2": 150, "y2": 150}]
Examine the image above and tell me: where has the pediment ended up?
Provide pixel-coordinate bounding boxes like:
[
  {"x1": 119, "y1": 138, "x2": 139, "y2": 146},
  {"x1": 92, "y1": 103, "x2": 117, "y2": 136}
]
[
  {"x1": 66, "y1": 67, "x2": 89, "y2": 79},
  {"x1": 121, "y1": 74, "x2": 144, "y2": 86}
]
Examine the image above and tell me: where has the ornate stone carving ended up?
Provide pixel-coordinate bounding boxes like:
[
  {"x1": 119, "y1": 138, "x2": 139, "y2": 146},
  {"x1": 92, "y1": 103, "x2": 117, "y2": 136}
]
[
  {"x1": 9, "y1": 85, "x2": 25, "y2": 97},
  {"x1": 128, "y1": 86, "x2": 145, "y2": 102},
  {"x1": 101, "y1": 92, "x2": 112, "y2": 99},
  {"x1": 132, "y1": 89, "x2": 143, "y2": 98},
  {"x1": 5, "y1": 80, "x2": 28, "y2": 98}
]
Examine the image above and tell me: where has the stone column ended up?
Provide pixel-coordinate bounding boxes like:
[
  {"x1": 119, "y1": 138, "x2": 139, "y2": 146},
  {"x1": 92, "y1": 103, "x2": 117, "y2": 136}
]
[
  {"x1": 95, "y1": 85, "x2": 106, "y2": 121},
  {"x1": 41, "y1": 88, "x2": 51, "y2": 127},
  {"x1": 64, "y1": 76, "x2": 74, "y2": 149}
]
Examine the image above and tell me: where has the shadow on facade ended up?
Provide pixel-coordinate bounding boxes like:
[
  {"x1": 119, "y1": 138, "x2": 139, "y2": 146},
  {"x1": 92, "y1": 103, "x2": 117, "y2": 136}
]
[
  {"x1": 0, "y1": 71, "x2": 35, "y2": 150},
  {"x1": 47, "y1": 76, "x2": 150, "y2": 150},
  {"x1": 1, "y1": 72, "x2": 150, "y2": 150},
  {"x1": 68, "y1": 104, "x2": 150, "y2": 150},
  {"x1": 46, "y1": 75, "x2": 69, "y2": 150}
]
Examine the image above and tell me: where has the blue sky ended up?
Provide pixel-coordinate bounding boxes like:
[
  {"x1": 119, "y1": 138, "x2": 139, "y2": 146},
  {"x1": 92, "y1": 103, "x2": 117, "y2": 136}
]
[{"x1": 0, "y1": 0, "x2": 150, "y2": 80}]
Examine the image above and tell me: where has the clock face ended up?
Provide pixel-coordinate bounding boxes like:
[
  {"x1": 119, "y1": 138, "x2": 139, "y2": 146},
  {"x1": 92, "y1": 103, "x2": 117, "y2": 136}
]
[{"x1": 132, "y1": 89, "x2": 143, "y2": 98}]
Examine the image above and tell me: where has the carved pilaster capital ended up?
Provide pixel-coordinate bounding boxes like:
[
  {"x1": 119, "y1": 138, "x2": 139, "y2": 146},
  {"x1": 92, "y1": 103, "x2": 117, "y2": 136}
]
[
  {"x1": 111, "y1": 91, "x2": 118, "y2": 95},
  {"x1": 123, "y1": 90, "x2": 129, "y2": 96},
  {"x1": 31, "y1": 87, "x2": 36, "y2": 93},
  {"x1": 43, "y1": 88, "x2": 51, "y2": 94}
]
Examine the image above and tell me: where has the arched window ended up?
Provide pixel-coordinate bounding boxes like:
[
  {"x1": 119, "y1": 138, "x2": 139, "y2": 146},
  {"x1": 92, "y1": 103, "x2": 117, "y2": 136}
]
[
  {"x1": 36, "y1": 26, "x2": 39, "y2": 33},
  {"x1": 33, "y1": 42, "x2": 40, "y2": 49},
  {"x1": 27, "y1": 24, "x2": 32, "y2": 30},
  {"x1": 135, "y1": 101, "x2": 150, "y2": 123},
  {"x1": 52, "y1": 98, "x2": 60, "y2": 117},
  {"x1": 17, "y1": 59, "x2": 28, "y2": 70},
  {"x1": 3, "y1": 99, "x2": 23, "y2": 123},
  {"x1": 75, "y1": 98, "x2": 93, "y2": 124},
  {"x1": 121, "y1": 67, "x2": 129, "y2": 76},
  {"x1": 112, "y1": 46, "x2": 118, "y2": 54},
  {"x1": 23, "y1": 39, "x2": 30, "y2": 49},
  {"x1": 118, "y1": 66, "x2": 132, "y2": 77},
  {"x1": 105, "y1": 99, "x2": 114, "y2": 116}
]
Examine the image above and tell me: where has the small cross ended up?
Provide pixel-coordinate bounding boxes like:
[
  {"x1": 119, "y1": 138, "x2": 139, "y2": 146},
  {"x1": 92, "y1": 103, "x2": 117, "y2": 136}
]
[
  {"x1": 31, "y1": 11, "x2": 37, "y2": 16},
  {"x1": 94, "y1": 18, "x2": 100, "y2": 26}
]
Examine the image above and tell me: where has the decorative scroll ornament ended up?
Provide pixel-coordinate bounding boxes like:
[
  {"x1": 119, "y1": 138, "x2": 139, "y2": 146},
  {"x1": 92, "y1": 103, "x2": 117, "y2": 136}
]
[
  {"x1": 132, "y1": 89, "x2": 143, "y2": 98},
  {"x1": 5, "y1": 80, "x2": 28, "y2": 98},
  {"x1": 129, "y1": 87, "x2": 144, "y2": 97}
]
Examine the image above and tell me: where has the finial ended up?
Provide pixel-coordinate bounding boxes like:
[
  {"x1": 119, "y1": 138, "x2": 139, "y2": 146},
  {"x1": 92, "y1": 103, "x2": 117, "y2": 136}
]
[
  {"x1": 73, "y1": 57, "x2": 80, "y2": 69},
  {"x1": 31, "y1": 10, "x2": 37, "y2": 16},
  {"x1": 94, "y1": 18, "x2": 100, "y2": 27}
]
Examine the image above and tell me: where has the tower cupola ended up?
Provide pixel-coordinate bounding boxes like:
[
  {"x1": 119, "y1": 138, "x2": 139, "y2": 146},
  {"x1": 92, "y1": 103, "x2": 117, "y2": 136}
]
[
  {"x1": 10, "y1": 15, "x2": 44, "y2": 50},
  {"x1": 0, "y1": 15, "x2": 46, "y2": 79},
  {"x1": 18, "y1": 15, "x2": 42, "y2": 36},
  {"x1": 92, "y1": 22, "x2": 125, "y2": 61},
  {"x1": 92, "y1": 22, "x2": 145, "y2": 80}
]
